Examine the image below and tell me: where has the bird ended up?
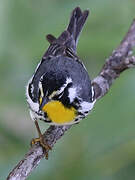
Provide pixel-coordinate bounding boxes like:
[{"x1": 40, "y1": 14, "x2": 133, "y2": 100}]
[{"x1": 26, "y1": 7, "x2": 95, "y2": 159}]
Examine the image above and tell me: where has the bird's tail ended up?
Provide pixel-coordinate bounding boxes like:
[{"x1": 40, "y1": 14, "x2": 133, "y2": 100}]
[
  {"x1": 46, "y1": 7, "x2": 89, "y2": 52},
  {"x1": 67, "y1": 7, "x2": 89, "y2": 47}
]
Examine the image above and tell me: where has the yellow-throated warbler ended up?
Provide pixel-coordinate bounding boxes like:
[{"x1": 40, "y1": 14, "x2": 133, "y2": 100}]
[{"x1": 26, "y1": 7, "x2": 95, "y2": 157}]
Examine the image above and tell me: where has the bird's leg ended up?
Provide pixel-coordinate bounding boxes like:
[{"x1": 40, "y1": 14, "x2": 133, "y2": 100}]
[{"x1": 31, "y1": 120, "x2": 52, "y2": 159}]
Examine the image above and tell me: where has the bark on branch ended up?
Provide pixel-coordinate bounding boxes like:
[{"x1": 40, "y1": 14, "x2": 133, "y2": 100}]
[{"x1": 7, "y1": 19, "x2": 135, "y2": 180}]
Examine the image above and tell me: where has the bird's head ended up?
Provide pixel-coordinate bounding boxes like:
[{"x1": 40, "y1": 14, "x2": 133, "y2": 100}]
[{"x1": 35, "y1": 72, "x2": 79, "y2": 125}]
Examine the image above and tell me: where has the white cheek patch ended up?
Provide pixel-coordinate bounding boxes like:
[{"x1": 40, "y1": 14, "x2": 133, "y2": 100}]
[{"x1": 68, "y1": 87, "x2": 77, "y2": 102}]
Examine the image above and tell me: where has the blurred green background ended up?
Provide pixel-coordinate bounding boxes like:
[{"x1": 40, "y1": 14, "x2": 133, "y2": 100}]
[{"x1": 0, "y1": 0, "x2": 135, "y2": 179}]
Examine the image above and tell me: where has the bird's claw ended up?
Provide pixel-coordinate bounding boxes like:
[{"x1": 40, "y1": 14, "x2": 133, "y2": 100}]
[{"x1": 31, "y1": 135, "x2": 52, "y2": 159}]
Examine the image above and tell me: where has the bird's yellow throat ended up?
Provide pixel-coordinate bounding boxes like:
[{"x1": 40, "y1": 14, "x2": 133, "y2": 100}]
[{"x1": 41, "y1": 100, "x2": 77, "y2": 124}]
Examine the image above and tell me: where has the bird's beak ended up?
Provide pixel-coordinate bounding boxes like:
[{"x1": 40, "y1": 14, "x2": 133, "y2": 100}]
[{"x1": 39, "y1": 97, "x2": 49, "y2": 112}]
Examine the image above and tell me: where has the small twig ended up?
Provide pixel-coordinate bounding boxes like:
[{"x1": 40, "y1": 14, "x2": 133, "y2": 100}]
[{"x1": 7, "y1": 19, "x2": 135, "y2": 180}]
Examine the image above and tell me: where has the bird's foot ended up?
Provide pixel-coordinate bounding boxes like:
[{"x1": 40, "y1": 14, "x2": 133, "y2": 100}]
[{"x1": 31, "y1": 135, "x2": 52, "y2": 159}]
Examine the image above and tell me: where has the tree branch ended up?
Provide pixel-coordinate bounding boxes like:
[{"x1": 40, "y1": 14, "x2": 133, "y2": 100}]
[{"x1": 7, "y1": 19, "x2": 135, "y2": 180}]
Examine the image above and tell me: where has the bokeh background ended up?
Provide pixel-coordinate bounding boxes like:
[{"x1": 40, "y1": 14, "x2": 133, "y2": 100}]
[{"x1": 0, "y1": 0, "x2": 135, "y2": 179}]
